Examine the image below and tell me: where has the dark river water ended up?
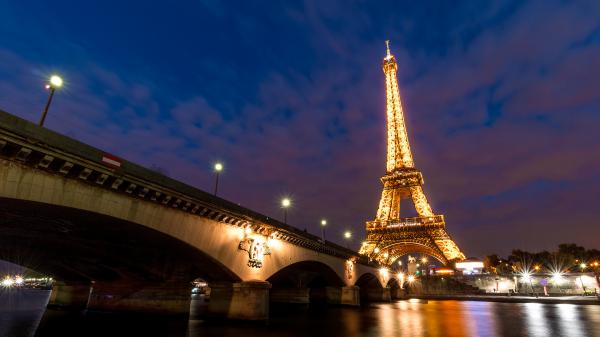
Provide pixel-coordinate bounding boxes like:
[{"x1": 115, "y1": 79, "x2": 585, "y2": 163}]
[{"x1": 1, "y1": 289, "x2": 599, "y2": 337}]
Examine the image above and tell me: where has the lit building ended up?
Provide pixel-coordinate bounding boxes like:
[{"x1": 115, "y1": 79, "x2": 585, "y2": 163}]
[{"x1": 455, "y1": 258, "x2": 484, "y2": 275}]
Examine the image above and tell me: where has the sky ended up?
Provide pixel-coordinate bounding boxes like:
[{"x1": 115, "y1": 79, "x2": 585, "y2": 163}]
[{"x1": 0, "y1": 0, "x2": 599, "y2": 258}]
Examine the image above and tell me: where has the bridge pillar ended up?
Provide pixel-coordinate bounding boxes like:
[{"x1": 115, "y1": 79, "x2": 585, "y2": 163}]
[
  {"x1": 364, "y1": 287, "x2": 391, "y2": 302},
  {"x1": 340, "y1": 286, "x2": 361, "y2": 306},
  {"x1": 47, "y1": 283, "x2": 92, "y2": 309},
  {"x1": 314, "y1": 286, "x2": 360, "y2": 306},
  {"x1": 270, "y1": 288, "x2": 309, "y2": 304},
  {"x1": 390, "y1": 287, "x2": 406, "y2": 299},
  {"x1": 87, "y1": 281, "x2": 192, "y2": 315},
  {"x1": 207, "y1": 281, "x2": 271, "y2": 320}
]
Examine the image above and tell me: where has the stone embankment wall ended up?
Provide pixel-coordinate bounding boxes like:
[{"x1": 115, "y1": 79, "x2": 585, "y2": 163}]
[
  {"x1": 457, "y1": 273, "x2": 599, "y2": 295},
  {"x1": 404, "y1": 273, "x2": 599, "y2": 296}
]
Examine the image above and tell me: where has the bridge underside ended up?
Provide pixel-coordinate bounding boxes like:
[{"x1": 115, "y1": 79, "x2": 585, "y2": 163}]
[{"x1": 0, "y1": 197, "x2": 240, "y2": 284}]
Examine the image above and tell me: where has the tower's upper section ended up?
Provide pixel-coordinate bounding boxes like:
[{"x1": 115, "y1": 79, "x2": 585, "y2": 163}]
[{"x1": 383, "y1": 41, "x2": 414, "y2": 172}]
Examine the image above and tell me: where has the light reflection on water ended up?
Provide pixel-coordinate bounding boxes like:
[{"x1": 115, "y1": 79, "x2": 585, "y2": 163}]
[
  {"x1": 524, "y1": 303, "x2": 550, "y2": 336},
  {"x1": 557, "y1": 304, "x2": 584, "y2": 337},
  {"x1": 1, "y1": 290, "x2": 600, "y2": 337}
]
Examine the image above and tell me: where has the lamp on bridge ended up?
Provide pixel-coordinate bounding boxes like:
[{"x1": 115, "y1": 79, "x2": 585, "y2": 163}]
[
  {"x1": 39, "y1": 74, "x2": 63, "y2": 127},
  {"x1": 344, "y1": 230, "x2": 352, "y2": 248},
  {"x1": 281, "y1": 198, "x2": 291, "y2": 224},
  {"x1": 320, "y1": 219, "x2": 327, "y2": 241},
  {"x1": 213, "y1": 162, "x2": 223, "y2": 196}
]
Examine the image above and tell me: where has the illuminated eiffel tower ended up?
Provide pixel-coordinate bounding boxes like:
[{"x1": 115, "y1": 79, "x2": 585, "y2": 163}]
[{"x1": 359, "y1": 42, "x2": 465, "y2": 265}]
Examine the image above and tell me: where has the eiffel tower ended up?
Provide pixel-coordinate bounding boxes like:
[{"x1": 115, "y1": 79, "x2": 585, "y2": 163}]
[{"x1": 359, "y1": 42, "x2": 465, "y2": 265}]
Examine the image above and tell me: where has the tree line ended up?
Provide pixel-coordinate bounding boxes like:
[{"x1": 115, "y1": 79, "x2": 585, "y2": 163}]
[{"x1": 484, "y1": 244, "x2": 600, "y2": 274}]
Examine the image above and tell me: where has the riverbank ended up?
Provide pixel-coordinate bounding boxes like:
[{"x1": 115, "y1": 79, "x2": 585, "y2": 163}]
[{"x1": 409, "y1": 294, "x2": 600, "y2": 305}]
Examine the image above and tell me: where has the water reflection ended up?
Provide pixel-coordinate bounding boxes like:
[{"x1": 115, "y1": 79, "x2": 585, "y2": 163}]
[
  {"x1": 0, "y1": 289, "x2": 50, "y2": 337},
  {"x1": 523, "y1": 303, "x2": 550, "y2": 336},
  {"x1": 2, "y1": 292, "x2": 600, "y2": 337},
  {"x1": 556, "y1": 304, "x2": 584, "y2": 337}
]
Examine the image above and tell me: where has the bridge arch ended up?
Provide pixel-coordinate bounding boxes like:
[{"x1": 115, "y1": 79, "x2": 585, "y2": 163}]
[
  {"x1": 355, "y1": 272, "x2": 384, "y2": 288},
  {"x1": 386, "y1": 277, "x2": 400, "y2": 289},
  {"x1": 267, "y1": 261, "x2": 345, "y2": 288},
  {"x1": 0, "y1": 197, "x2": 242, "y2": 285}
]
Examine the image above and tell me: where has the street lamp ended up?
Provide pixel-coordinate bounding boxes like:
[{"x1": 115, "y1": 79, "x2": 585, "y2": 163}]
[
  {"x1": 320, "y1": 219, "x2": 327, "y2": 241},
  {"x1": 344, "y1": 230, "x2": 352, "y2": 248},
  {"x1": 281, "y1": 198, "x2": 291, "y2": 223},
  {"x1": 39, "y1": 74, "x2": 63, "y2": 126},
  {"x1": 213, "y1": 162, "x2": 223, "y2": 196}
]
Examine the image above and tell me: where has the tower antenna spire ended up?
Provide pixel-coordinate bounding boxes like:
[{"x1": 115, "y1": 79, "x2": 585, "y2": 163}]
[{"x1": 385, "y1": 40, "x2": 391, "y2": 58}]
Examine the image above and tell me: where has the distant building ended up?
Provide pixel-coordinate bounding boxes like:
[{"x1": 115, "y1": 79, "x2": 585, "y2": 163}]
[
  {"x1": 455, "y1": 258, "x2": 484, "y2": 275},
  {"x1": 431, "y1": 267, "x2": 455, "y2": 275}
]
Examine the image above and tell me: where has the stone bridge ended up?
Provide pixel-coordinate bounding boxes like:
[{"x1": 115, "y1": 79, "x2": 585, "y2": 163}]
[{"x1": 0, "y1": 110, "x2": 403, "y2": 319}]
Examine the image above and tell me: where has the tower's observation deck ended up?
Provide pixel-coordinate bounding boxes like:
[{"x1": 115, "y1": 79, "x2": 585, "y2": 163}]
[{"x1": 359, "y1": 42, "x2": 465, "y2": 265}]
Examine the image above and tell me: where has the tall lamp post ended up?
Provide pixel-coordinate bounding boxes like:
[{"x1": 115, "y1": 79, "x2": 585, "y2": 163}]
[
  {"x1": 344, "y1": 230, "x2": 352, "y2": 249},
  {"x1": 320, "y1": 219, "x2": 327, "y2": 241},
  {"x1": 213, "y1": 162, "x2": 223, "y2": 196},
  {"x1": 580, "y1": 263, "x2": 587, "y2": 295},
  {"x1": 281, "y1": 198, "x2": 291, "y2": 224},
  {"x1": 39, "y1": 75, "x2": 63, "y2": 127}
]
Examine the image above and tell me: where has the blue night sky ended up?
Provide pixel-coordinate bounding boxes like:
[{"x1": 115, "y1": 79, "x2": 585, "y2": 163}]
[{"x1": 0, "y1": 0, "x2": 599, "y2": 257}]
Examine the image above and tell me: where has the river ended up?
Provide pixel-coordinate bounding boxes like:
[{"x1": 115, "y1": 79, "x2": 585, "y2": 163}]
[{"x1": 1, "y1": 290, "x2": 599, "y2": 337}]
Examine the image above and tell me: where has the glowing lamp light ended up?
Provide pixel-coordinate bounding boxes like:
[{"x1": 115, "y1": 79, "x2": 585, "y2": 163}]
[
  {"x1": 521, "y1": 272, "x2": 532, "y2": 283},
  {"x1": 374, "y1": 247, "x2": 380, "y2": 254},
  {"x1": 379, "y1": 267, "x2": 389, "y2": 277},
  {"x1": 281, "y1": 198, "x2": 291, "y2": 208},
  {"x1": 580, "y1": 263, "x2": 587, "y2": 270},
  {"x1": 551, "y1": 272, "x2": 564, "y2": 285},
  {"x1": 344, "y1": 231, "x2": 352, "y2": 239},
  {"x1": 49, "y1": 75, "x2": 63, "y2": 88},
  {"x1": 383, "y1": 252, "x2": 389, "y2": 258},
  {"x1": 244, "y1": 227, "x2": 252, "y2": 236},
  {"x1": 407, "y1": 275, "x2": 415, "y2": 283},
  {"x1": 14, "y1": 276, "x2": 24, "y2": 285},
  {"x1": 268, "y1": 236, "x2": 281, "y2": 249},
  {"x1": 214, "y1": 162, "x2": 223, "y2": 172},
  {"x1": 320, "y1": 219, "x2": 327, "y2": 226},
  {"x1": 421, "y1": 257, "x2": 428, "y2": 264},
  {"x1": 2, "y1": 277, "x2": 14, "y2": 287}
]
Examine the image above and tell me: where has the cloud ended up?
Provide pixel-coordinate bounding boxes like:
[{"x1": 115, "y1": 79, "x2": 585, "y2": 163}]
[{"x1": 0, "y1": 0, "x2": 598, "y2": 257}]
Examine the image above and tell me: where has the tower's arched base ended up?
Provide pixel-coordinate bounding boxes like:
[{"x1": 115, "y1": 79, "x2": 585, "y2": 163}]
[{"x1": 359, "y1": 222, "x2": 464, "y2": 266}]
